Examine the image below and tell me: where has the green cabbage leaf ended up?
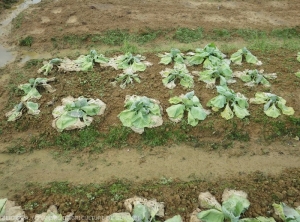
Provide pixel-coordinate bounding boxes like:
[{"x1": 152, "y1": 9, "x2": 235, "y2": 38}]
[
  {"x1": 160, "y1": 63, "x2": 194, "y2": 89},
  {"x1": 166, "y1": 91, "x2": 210, "y2": 126},
  {"x1": 250, "y1": 92, "x2": 294, "y2": 118},
  {"x1": 230, "y1": 47, "x2": 262, "y2": 65}
]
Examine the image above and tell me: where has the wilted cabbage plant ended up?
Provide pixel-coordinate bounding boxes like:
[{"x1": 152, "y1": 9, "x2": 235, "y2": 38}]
[
  {"x1": 160, "y1": 63, "x2": 194, "y2": 89},
  {"x1": 197, "y1": 189, "x2": 275, "y2": 222},
  {"x1": 58, "y1": 50, "x2": 109, "y2": 72},
  {"x1": 194, "y1": 61, "x2": 234, "y2": 89},
  {"x1": 118, "y1": 95, "x2": 163, "y2": 134},
  {"x1": 250, "y1": 92, "x2": 294, "y2": 118},
  {"x1": 230, "y1": 47, "x2": 262, "y2": 65},
  {"x1": 115, "y1": 68, "x2": 141, "y2": 89},
  {"x1": 233, "y1": 69, "x2": 277, "y2": 87},
  {"x1": 273, "y1": 202, "x2": 300, "y2": 222},
  {"x1": 157, "y1": 48, "x2": 185, "y2": 65},
  {"x1": 207, "y1": 86, "x2": 250, "y2": 120},
  {"x1": 6, "y1": 77, "x2": 56, "y2": 121},
  {"x1": 186, "y1": 43, "x2": 227, "y2": 68},
  {"x1": 105, "y1": 52, "x2": 152, "y2": 72},
  {"x1": 166, "y1": 91, "x2": 210, "y2": 126},
  {"x1": 52, "y1": 96, "x2": 106, "y2": 132}
]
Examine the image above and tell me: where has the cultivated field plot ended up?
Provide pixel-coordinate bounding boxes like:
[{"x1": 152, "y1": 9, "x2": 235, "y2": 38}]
[{"x1": 0, "y1": 0, "x2": 300, "y2": 221}]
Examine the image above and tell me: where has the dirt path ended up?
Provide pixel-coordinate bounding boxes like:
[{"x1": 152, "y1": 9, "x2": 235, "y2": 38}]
[{"x1": 1, "y1": 142, "x2": 300, "y2": 198}]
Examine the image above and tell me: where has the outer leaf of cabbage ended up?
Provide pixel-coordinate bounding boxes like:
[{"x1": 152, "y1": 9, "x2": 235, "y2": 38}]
[
  {"x1": 118, "y1": 110, "x2": 136, "y2": 127},
  {"x1": 44, "y1": 212, "x2": 63, "y2": 222},
  {"x1": 277, "y1": 100, "x2": 294, "y2": 116},
  {"x1": 164, "y1": 215, "x2": 183, "y2": 222},
  {"x1": 221, "y1": 103, "x2": 234, "y2": 120},
  {"x1": 297, "y1": 52, "x2": 300, "y2": 62},
  {"x1": 296, "y1": 72, "x2": 300, "y2": 78},
  {"x1": 180, "y1": 75, "x2": 194, "y2": 88},
  {"x1": 159, "y1": 56, "x2": 172, "y2": 65},
  {"x1": 132, "y1": 61, "x2": 146, "y2": 72},
  {"x1": 232, "y1": 103, "x2": 250, "y2": 119},
  {"x1": 197, "y1": 209, "x2": 225, "y2": 222},
  {"x1": 131, "y1": 111, "x2": 152, "y2": 129},
  {"x1": 6, "y1": 103, "x2": 24, "y2": 122},
  {"x1": 222, "y1": 195, "x2": 250, "y2": 222},
  {"x1": 166, "y1": 104, "x2": 185, "y2": 120},
  {"x1": 25, "y1": 101, "x2": 40, "y2": 115},
  {"x1": 20, "y1": 88, "x2": 42, "y2": 102},
  {"x1": 81, "y1": 104, "x2": 101, "y2": 116},
  {"x1": 207, "y1": 95, "x2": 227, "y2": 109},
  {"x1": 132, "y1": 203, "x2": 151, "y2": 222},
  {"x1": 55, "y1": 113, "x2": 79, "y2": 132},
  {"x1": 169, "y1": 96, "x2": 182, "y2": 104},
  {"x1": 250, "y1": 92, "x2": 270, "y2": 104},
  {"x1": 190, "y1": 106, "x2": 208, "y2": 120},
  {"x1": 282, "y1": 203, "x2": 300, "y2": 221},
  {"x1": 264, "y1": 103, "x2": 281, "y2": 118},
  {"x1": 273, "y1": 203, "x2": 285, "y2": 221},
  {"x1": 187, "y1": 54, "x2": 204, "y2": 65},
  {"x1": 230, "y1": 50, "x2": 243, "y2": 65},
  {"x1": 109, "y1": 212, "x2": 134, "y2": 222},
  {"x1": 0, "y1": 198, "x2": 7, "y2": 217},
  {"x1": 245, "y1": 53, "x2": 259, "y2": 64}
]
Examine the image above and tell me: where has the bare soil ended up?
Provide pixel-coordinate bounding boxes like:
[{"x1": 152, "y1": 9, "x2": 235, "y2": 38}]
[{"x1": 0, "y1": 0, "x2": 300, "y2": 221}]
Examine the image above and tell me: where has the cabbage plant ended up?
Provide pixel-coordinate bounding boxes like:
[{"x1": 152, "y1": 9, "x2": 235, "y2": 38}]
[
  {"x1": 195, "y1": 61, "x2": 234, "y2": 89},
  {"x1": 207, "y1": 86, "x2": 250, "y2": 120},
  {"x1": 166, "y1": 91, "x2": 210, "y2": 126},
  {"x1": 107, "y1": 52, "x2": 152, "y2": 72},
  {"x1": 38, "y1": 58, "x2": 62, "y2": 75},
  {"x1": 186, "y1": 43, "x2": 227, "y2": 68},
  {"x1": 230, "y1": 47, "x2": 262, "y2": 65},
  {"x1": 115, "y1": 68, "x2": 141, "y2": 89},
  {"x1": 273, "y1": 202, "x2": 300, "y2": 222},
  {"x1": 157, "y1": 48, "x2": 185, "y2": 65},
  {"x1": 198, "y1": 190, "x2": 275, "y2": 222},
  {"x1": 52, "y1": 96, "x2": 106, "y2": 132},
  {"x1": 250, "y1": 92, "x2": 294, "y2": 118},
  {"x1": 6, "y1": 77, "x2": 56, "y2": 121},
  {"x1": 118, "y1": 95, "x2": 163, "y2": 134},
  {"x1": 233, "y1": 69, "x2": 277, "y2": 87},
  {"x1": 160, "y1": 63, "x2": 194, "y2": 89},
  {"x1": 59, "y1": 50, "x2": 109, "y2": 72}
]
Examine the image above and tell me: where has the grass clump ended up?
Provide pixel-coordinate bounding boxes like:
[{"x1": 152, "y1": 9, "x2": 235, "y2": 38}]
[
  {"x1": 173, "y1": 27, "x2": 203, "y2": 43},
  {"x1": 19, "y1": 36, "x2": 33, "y2": 47}
]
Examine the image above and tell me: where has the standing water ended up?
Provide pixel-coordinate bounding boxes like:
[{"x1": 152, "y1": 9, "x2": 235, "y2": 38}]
[{"x1": 0, "y1": 0, "x2": 42, "y2": 67}]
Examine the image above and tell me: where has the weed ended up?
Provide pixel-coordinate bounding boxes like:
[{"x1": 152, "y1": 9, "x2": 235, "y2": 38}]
[
  {"x1": 24, "y1": 201, "x2": 39, "y2": 211},
  {"x1": 226, "y1": 121, "x2": 250, "y2": 142},
  {"x1": 173, "y1": 27, "x2": 203, "y2": 43},
  {"x1": 101, "y1": 29, "x2": 130, "y2": 46},
  {"x1": 7, "y1": 144, "x2": 27, "y2": 154},
  {"x1": 134, "y1": 29, "x2": 162, "y2": 44},
  {"x1": 54, "y1": 127, "x2": 100, "y2": 150},
  {"x1": 212, "y1": 29, "x2": 231, "y2": 40},
  {"x1": 25, "y1": 59, "x2": 43, "y2": 69},
  {"x1": 13, "y1": 13, "x2": 24, "y2": 29},
  {"x1": 19, "y1": 36, "x2": 33, "y2": 47},
  {"x1": 159, "y1": 176, "x2": 173, "y2": 185},
  {"x1": 121, "y1": 40, "x2": 138, "y2": 54},
  {"x1": 109, "y1": 181, "x2": 129, "y2": 201},
  {"x1": 142, "y1": 123, "x2": 187, "y2": 147},
  {"x1": 235, "y1": 29, "x2": 266, "y2": 40},
  {"x1": 271, "y1": 28, "x2": 299, "y2": 39},
  {"x1": 103, "y1": 126, "x2": 131, "y2": 148}
]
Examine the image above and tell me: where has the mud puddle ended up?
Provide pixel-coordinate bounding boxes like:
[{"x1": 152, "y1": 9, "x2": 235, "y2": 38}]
[{"x1": 0, "y1": 0, "x2": 42, "y2": 67}]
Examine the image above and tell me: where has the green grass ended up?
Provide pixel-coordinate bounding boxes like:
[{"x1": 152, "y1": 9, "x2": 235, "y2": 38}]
[
  {"x1": 142, "y1": 123, "x2": 188, "y2": 147},
  {"x1": 54, "y1": 127, "x2": 100, "y2": 151},
  {"x1": 102, "y1": 126, "x2": 131, "y2": 148},
  {"x1": 19, "y1": 36, "x2": 33, "y2": 46},
  {"x1": 173, "y1": 27, "x2": 203, "y2": 43},
  {"x1": 100, "y1": 29, "x2": 131, "y2": 46}
]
